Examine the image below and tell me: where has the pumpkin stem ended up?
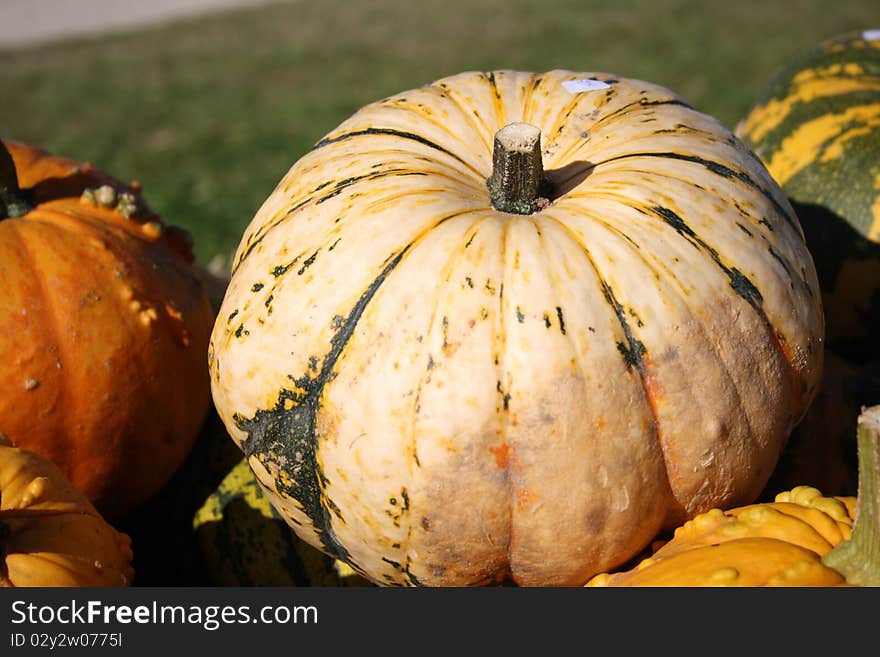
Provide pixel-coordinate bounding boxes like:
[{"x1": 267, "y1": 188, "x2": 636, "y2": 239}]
[
  {"x1": 0, "y1": 141, "x2": 32, "y2": 219},
  {"x1": 822, "y1": 404, "x2": 880, "y2": 586},
  {"x1": 486, "y1": 122, "x2": 550, "y2": 214}
]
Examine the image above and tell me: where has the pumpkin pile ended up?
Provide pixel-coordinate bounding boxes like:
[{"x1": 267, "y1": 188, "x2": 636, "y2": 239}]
[{"x1": 3, "y1": 28, "x2": 879, "y2": 589}]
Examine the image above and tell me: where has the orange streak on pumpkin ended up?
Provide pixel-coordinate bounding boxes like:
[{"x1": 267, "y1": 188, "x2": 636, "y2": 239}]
[
  {"x1": 769, "y1": 327, "x2": 810, "y2": 421},
  {"x1": 638, "y1": 352, "x2": 679, "y2": 491},
  {"x1": 641, "y1": 355, "x2": 666, "y2": 413},
  {"x1": 488, "y1": 442, "x2": 511, "y2": 469}
]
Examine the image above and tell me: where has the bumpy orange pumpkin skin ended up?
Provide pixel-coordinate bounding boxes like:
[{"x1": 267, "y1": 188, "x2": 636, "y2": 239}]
[
  {"x1": 0, "y1": 140, "x2": 214, "y2": 519},
  {"x1": 586, "y1": 486, "x2": 856, "y2": 586},
  {"x1": 210, "y1": 70, "x2": 823, "y2": 586},
  {"x1": 0, "y1": 434, "x2": 134, "y2": 587}
]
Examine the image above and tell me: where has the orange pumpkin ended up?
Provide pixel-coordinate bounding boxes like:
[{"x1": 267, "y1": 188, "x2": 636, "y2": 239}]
[
  {"x1": 0, "y1": 140, "x2": 214, "y2": 519},
  {"x1": 0, "y1": 433, "x2": 134, "y2": 587}
]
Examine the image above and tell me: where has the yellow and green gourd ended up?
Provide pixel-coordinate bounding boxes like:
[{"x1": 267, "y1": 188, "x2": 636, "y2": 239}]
[
  {"x1": 736, "y1": 30, "x2": 880, "y2": 361},
  {"x1": 193, "y1": 458, "x2": 370, "y2": 587}
]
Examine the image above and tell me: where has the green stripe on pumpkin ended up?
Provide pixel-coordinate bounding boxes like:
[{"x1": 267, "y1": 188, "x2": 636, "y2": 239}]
[
  {"x1": 234, "y1": 168, "x2": 430, "y2": 273},
  {"x1": 235, "y1": 246, "x2": 410, "y2": 562}
]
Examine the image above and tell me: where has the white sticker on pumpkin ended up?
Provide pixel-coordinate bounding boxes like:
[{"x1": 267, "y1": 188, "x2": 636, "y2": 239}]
[
  {"x1": 863, "y1": 29, "x2": 880, "y2": 41},
  {"x1": 562, "y1": 79, "x2": 611, "y2": 93}
]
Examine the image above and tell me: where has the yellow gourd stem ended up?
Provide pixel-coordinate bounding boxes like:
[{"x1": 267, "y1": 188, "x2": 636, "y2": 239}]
[
  {"x1": 486, "y1": 122, "x2": 549, "y2": 215},
  {"x1": 0, "y1": 141, "x2": 31, "y2": 219},
  {"x1": 822, "y1": 405, "x2": 880, "y2": 585}
]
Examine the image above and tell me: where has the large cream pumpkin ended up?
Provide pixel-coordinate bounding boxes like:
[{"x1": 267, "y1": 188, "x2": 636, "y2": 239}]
[{"x1": 209, "y1": 70, "x2": 824, "y2": 586}]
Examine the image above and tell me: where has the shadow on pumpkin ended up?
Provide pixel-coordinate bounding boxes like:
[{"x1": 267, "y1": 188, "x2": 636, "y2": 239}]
[
  {"x1": 544, "y1": 160, "x2": 595, "y2": 200},
  {"x1": 791, "y1": 199, "x2": 880, "y2": 363}
]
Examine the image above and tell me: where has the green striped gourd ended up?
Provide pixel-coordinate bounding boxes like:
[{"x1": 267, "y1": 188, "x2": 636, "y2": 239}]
[
  {"x1": 209, "y1": 70, "x2": 824, "y2": 586},
  {"x1": 193, "y1": 458, "x2": 370, "y2": 586},
  {"x1": 736, "y1": 30, "x2": 880, "y2": 361}
]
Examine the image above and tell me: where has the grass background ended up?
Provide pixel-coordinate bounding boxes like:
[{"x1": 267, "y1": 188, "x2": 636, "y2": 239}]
[{"x1": 1, "y1": 0, "x2": 878, "y2": 268}]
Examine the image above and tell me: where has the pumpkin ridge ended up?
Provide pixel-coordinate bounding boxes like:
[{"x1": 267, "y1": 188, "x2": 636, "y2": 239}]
[
  {"x1": 484, "y1": 72, "x2": 507, "y2": 130},
  {"x1": 378, "y1": 97, "x2": 491, "y2": 174},
  {"x1": 357, "y1": 173, "x2": 486, "y2": 214},
  {"x1": 557, "y1": 166, "x2": 814, "y2": 393},
  {"x1": 516, "y1": 73, "x2": 544, "y2": 129},
  {"x1": 235, "y1": 245, "x2": 413, "y2": 562},
  {"x1": 430, "y1": 82, "x2": 495, "y2": 153},
  {"x1": 581, "y1": 96, "x2": 694, "y2": 135},
  {"x1": 755, "y1": 504, "x2": 846, "y2": 549},
  {"x1": 311, "y1": 128, "x2": 476, "y2": 173},
  {"x1": 237, "y1": 166, "x2": 484, "y2": 277},
  {"x1": 547, "y1": 96, "x2": 694, "y2": 167},
  {"x1": 233, "y1": 167, "x2": 434, "y2": 275},
  {"x1": 542, "y1": 77, "x2": 609, "y2": 149},
  {"x1": 647, "y1": 206, "x2": 768, "y2": 321},
  {"x1": 5, "y1": 208, "x2": 204, "y2": 508},
  {"x1": 642, "y1": 203, "x2": 806, "y2": 386},
  {"x1": 496, "y1": 213, "x2": 514, "y2": 578},
  {"x1": 394, "y1": 215, "x2": 504, "y2": 585},
  {"x1": 557, "y1": 223, "x2": 669, "y2": 482},
  {"x1": 563, "y1": 165, "x2": 795, "y2": 254},
  {"x1": 539, "y1": 207, "x2": 784, "y2": 517},
  {"x1": 547, "y1": 205, "x2": 764, "y2": 475},
  {"x1": 2, "y1": 219, "x2": 75, "y2": 472},
  {"x1": 538, "y1": 210, "x2": 655, "y2": 379},
  {"x1": 600, "y1": 151, "x2": 799, "y2": 234},
  {"x1": 529, "y1": 214, "x2": 587, "y2": 384}
]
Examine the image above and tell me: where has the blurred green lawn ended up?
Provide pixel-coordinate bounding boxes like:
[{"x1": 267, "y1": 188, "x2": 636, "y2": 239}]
[{"x1": 2, "y1": 0, "x2": 878, "y2": 267}]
